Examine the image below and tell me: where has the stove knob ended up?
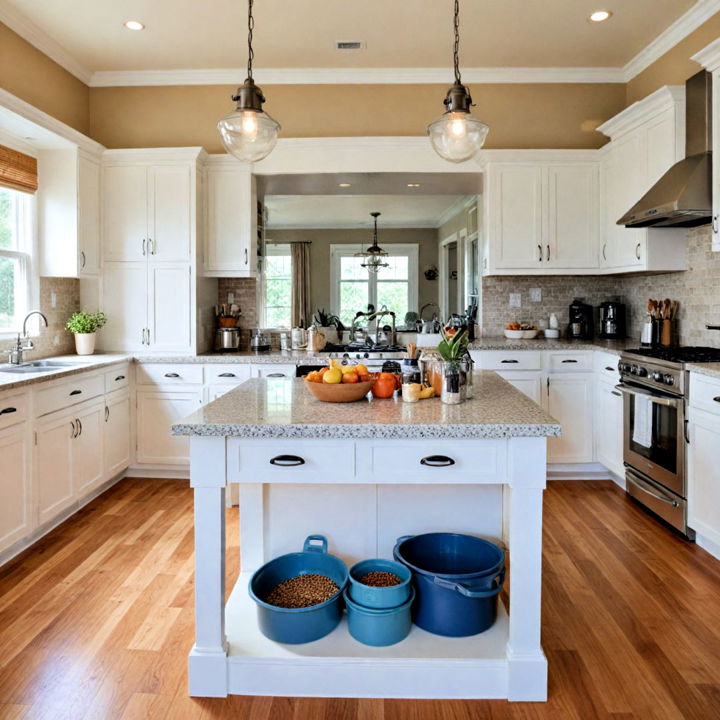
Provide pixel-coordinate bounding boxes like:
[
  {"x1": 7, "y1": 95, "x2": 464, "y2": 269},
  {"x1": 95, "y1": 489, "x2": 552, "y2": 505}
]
[
  {"x1": 630, "y1": 365, "x2": 640, "y2": 375},
  {"x1": 620, "y1": 363, "x2": 631, "y2": 373},
  {"x1": 363, "y1": 352, "x2": 369, "y2": 359},
  {"x1": 636, "y1": 367, "x2": 648, "y2": 377},
  {"x1": 652, "y1": 371, "x2": 664, "y2": 382},
  {"x1": 663, "y1": 374, "x2": 675, "y2": 386},
  {"x1": 341, "y1": 358, "x2": 349, "y2": 366}
]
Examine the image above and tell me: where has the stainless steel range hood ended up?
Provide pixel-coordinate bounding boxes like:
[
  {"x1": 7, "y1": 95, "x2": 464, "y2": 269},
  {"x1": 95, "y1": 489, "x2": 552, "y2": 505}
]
[{"x1": 618, "y1": 71, "x2": 712, "y2": 229}]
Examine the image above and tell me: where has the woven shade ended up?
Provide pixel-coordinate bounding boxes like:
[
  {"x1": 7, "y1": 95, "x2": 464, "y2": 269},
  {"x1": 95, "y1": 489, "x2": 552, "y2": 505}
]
[{"x1": 0, "y1": 145, "x2": 38, "y2": 194}]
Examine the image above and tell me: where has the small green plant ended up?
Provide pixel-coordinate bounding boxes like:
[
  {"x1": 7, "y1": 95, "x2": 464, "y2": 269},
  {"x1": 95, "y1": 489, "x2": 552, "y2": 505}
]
[
  {"x1": 66, "y1": 311, "x2": 107, "y2": 334},
  {"x1": 312, "y1": 308, "x2": 345, "y2": 331},
  {"x1": 437, "y1": 327, "x2": 469, "y2": 362}
]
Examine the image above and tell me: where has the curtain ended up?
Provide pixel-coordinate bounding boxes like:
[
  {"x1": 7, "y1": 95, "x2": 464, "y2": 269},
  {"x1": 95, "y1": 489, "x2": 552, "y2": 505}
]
[
  {"x1": 291, "y1": 242, "x2": 311, "y2": 328},
  {"x1": 0, "y1": 145, "x2": 38, "y2": 193}
]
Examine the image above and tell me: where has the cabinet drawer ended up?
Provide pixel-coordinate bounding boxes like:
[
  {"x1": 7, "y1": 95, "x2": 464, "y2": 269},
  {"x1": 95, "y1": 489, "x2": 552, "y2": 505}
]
[
  {"x1": 36, "y1": 374, "x2": 105, "y2": 417},
  {"x1": 547, "y1": 353, "x2": 592, "y2": 373},
  {"x1": 253, "y1": 364, "x2": 298, "y2": 378},
  {"x1": 471, "y1": 351, "x2": 542, "y2": 371},
  {"x1": 231, "y1": 440, "x2": 355, "y2": 482},
  {"x1": 104, "y1": 364, "x2": 130, "y2": 393},
  {"x1": 690, "y1": 373, "x2": 720, "y2": 415},
  {"x1": 204, "y1": 364, "x2": 253, "y2": 384},
  {"x1": 136, "y1": 363, "x2": 203, "y2": 385},
  {"x1": 594, "y1": 352, "x2": 621, "y2": 383},
  {"x1": 0, "y1": 391, "x2": 28, "y2": 430}
]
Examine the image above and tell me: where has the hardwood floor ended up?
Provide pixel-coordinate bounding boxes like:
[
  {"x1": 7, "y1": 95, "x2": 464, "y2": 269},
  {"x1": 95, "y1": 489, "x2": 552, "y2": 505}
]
[{"x1": 1, "y1": 478, "x2": 719, "y2": 720}]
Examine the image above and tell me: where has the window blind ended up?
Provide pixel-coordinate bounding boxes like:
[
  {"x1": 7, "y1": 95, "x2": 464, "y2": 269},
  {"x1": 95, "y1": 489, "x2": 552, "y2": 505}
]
[{"x1": 0, "y1": 144, "x2": 38, "y2": 193}]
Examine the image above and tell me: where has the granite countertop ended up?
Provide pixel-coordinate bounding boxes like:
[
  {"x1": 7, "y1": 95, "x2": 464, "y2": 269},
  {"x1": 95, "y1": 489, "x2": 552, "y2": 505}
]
[
  {"x1": 687, "y1": 362, "x2": 720, "y2": 381},
  {"x1": 134, "y1": 350, "x2": 323, "y2": 364},
  {"x1": 468, "y1": 337, "x2": 636, "y2": 356},
  {"x1": 172, "y1": 371, "x2": 562, "y2": 440},
  {"x1": 0, "y1": 354, "x2": 131, "y2": 392}
]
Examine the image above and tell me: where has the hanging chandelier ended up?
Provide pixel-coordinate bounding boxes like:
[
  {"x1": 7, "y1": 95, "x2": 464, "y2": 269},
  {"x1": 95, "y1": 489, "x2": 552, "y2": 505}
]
[
  {"x1": 355, "y1": 212, "x2": 389, "y2": 273},
  {"x1": 217, "y1": 0, "x2": 281, "y2": 163},
  {"x1": 427, "y1": 0, "x2": 489, "y2": 163}
]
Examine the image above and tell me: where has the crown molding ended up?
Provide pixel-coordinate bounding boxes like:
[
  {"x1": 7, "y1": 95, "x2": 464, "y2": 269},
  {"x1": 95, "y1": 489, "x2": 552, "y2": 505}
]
[
  {"x1": 0, "y1": 1, "x2": 92, "y2": 84},
  {"x1": 692, "y1": 37, "x2": 720, "y2": 70},
  {"x1": 436, "y1": 195, "x2": 478, "y2": 229},
  {"x1": 622, "y1": 0, "x2": 720, "y2": 82},
  {"x1": 266, "y1": 220, "x2": 439, "y2": 230}
]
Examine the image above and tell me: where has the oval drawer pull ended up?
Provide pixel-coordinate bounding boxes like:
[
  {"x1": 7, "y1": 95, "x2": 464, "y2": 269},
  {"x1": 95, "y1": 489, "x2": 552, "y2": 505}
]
[
  {"x1": 0, "y1": 407, "x2": 17, "y2": 415},
  {"x1": 218, "y1": 373, "x2": 237, "y2": 378},
  {"x1": 500, "y1": 359, "x2": 519, "y2": 364},
  {"x1": 114, "y1": 375, "x2": 126, "y2": 381},
  {"x1": 714, "y1": 396, "x2": 720, "y2": 403},
  {"x1": 69, "y1": 390, "x2": 82, "y2": 396},
  {"x1": 605, "y1": 366, "x2": 615, "y2": 372},
  {"x1": 164, "y1": 373, "x2": 180, "y2": 378},
  {"x1": 420, "y1": 455, "x2": 456, "y2": 468},
  {"x1": 269, "y1": 454, "x2": 305, "y2": 467},
  {"x1": 611, "y1": 391, "x2": 622, "y2": 397},
  {"x1": 561, "y1": 359, "x2": 578, "y2": 364},
  {"x1": 267, "y1": 373, "x2": 286, "y2": 377}
]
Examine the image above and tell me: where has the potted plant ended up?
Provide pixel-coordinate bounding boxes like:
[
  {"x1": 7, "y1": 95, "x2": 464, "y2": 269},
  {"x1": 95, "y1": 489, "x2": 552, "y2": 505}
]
[
  {"x1": 66, "y1": 311, "x2": 107, "y2": 356},
  {"x1": 436, "y1": 327, "x2": 470, "y2": 404},
  {"x1": 312, "y1": 309, "x2": 345, "y2": 345}
]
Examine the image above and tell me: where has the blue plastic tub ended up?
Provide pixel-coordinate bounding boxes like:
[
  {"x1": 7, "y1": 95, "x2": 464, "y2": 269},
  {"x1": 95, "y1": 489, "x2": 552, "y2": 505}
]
[
  {"x1": 348, "y1": 558, "x2": 412, "y2": 609},
  {"x1": 393, "y1": 533, "x2": 505, "y2": 637},
  {"x1": 249, "y1": 535, "x2": 348, "y2": 644},
  {"x1": 344, "y1": 586, "x2": 415, "y2": 646}
]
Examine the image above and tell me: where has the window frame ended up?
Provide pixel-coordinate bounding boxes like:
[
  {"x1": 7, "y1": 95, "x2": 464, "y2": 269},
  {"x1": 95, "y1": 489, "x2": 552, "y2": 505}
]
[
  {"x1": 330, "y1": 243, "x2": 419, "y2": 326},
  {"x1": 260, "y1": 242, "x2": 293, "y2": 329}
]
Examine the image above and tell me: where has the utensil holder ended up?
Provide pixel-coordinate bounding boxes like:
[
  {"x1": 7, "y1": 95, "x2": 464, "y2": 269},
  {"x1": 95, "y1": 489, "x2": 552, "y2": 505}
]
[{"x1": 660, "y1": 319, "x2": 673, "y2": 347}]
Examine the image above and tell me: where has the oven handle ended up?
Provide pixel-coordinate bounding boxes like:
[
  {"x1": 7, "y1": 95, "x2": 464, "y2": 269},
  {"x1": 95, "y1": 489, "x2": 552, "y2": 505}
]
[
  {"x1": 626, "y1": 472, "x2": 680, "y2": 508},
  {"x1": 614, "y1": 384, "x2": 679, "y2": 407}
]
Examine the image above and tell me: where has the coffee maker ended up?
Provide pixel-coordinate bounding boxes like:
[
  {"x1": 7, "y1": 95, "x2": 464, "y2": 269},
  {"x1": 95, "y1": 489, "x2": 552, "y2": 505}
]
[
  {"x1": 567, "y1": 299, "x2": 594, "y2": 340},
  {"x1": 598, "y1": 301, "x2": 626, "y2": 339}
]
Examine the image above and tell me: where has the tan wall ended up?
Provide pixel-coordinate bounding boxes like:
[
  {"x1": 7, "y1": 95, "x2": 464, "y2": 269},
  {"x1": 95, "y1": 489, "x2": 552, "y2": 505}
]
[
  {"x1": 627, "y1": 12, "x2": 720, "y2": 105},
  {"x1": 0, "y1": 23, "x2": 89, "y2": 134},
  {"x1": 89, "y1": 83, "x2": 625, "y2": 151}
]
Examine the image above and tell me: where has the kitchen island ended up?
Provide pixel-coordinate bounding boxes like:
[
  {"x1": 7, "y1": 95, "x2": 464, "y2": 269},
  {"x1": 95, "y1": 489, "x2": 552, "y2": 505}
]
[{"x1": 173, "y1": 371, "x2": 560, "y2": 701}]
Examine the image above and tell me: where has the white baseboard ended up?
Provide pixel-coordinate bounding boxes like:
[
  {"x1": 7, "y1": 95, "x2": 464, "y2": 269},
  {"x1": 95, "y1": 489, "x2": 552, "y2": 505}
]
[
  {"x1": 696, "y1": 532, "x2": 720, "y2": 562},
  {"x1": 125, "y1": 465, "x2": 189, "y2": 479},
  {"x1": 547, "y1": 463, "x2": 614, "y2": 481}
]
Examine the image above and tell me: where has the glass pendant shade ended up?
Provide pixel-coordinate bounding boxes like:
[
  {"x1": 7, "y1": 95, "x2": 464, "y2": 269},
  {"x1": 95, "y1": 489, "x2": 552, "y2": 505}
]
[
  {"x1": 355, "y1": 212, "x2": 389, "y2": 272},
  {"x1": 427, "y1": 111, "x2": 489, "y2": 163},
  {"x1": 217, "y1": 107, "x2": 280, "y2": 163}
]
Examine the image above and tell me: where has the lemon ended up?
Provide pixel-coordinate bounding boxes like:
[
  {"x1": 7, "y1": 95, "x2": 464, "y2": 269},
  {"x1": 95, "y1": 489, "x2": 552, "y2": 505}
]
[{"x1": 323, "y1": 367, "x2": 343, "y2": 384}]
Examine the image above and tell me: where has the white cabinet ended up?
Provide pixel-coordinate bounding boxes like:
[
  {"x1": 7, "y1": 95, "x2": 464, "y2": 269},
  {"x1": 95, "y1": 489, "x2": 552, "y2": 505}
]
[
  {"x1": 204, "y1": 159, "x2": 257, "y2": 277},
  {"x1": 78, "y1": 152, "x2": 101, "y2": 275},
  {"x1": 147, "y1": 264, "x2": 192, "y2": 351},
  {"x1": 595, "y1": 381, "x2": 624, "y2": 478},
  {"x1": 136, "y1": 390, "x2": 203, "y2": 465},
  {"x1": 688, "y1": 409, "x2": 720, "y2": 554},
  {"x1": 149, "y1": 165, "x2": 193, "y2": 262},
  {"x1": 36, "y1": 412, "x2": 75, "y2": 525},
  {"x1": 101, "y1": 263, "x2": 148, "y2": 352},
  {"x1": 102, "y1": 164, "x2": 149, "y2": 262},
  {"x1": 104, "y1": 392, "x2": 131, "y2": 479},
  {"x1": 497, "y1": 372, "x2": 543, "y2": 405},
  {"x1": 546, "y1": 374, "x2": 595, "y2": 464},
  {"x1": 73, "y1": 401, "x2": 105, "y2": 496},
  {"x1": 0, "y1": 423, "x2": 31, "y2": 553},
  {"x1": 252, "y1": 364, "x2": 297, "y2": 378}
]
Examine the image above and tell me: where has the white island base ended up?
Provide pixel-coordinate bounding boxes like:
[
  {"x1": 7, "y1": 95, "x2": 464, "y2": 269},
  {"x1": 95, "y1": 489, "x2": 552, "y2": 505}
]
[{"x1": 187, "y1": 434, "x2": 549, "y2": 702}]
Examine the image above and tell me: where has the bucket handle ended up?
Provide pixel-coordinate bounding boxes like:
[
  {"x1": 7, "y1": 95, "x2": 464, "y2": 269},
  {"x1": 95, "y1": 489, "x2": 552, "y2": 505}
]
[
  {"x1": 303, "y1": 535, "x2": 328, "y2": 554},
  {"x1": 432, "y1": 566, "x2": 506, "y2": 598},
  {"x1": 395, "y1": 535, "x2": 414, "y2": 546}
]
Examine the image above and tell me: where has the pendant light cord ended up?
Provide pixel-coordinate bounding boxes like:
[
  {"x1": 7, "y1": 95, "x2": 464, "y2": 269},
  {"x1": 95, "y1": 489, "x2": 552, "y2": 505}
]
[
  {"x1": 453, "y1": 0, "x2": 461, "y2": 85},
  {"x1": 247, "y1": 0, "x2": 255, "y2": 80}
]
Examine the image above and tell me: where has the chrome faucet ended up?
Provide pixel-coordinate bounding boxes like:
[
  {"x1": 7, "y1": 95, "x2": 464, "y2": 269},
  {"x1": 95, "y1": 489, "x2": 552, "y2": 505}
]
[
  {"x1": 8, "y1": 311, "x2": 48, "y2": 364},
  {"x1": 350, "y1": 306, "x2": 396, "y2": 346}
]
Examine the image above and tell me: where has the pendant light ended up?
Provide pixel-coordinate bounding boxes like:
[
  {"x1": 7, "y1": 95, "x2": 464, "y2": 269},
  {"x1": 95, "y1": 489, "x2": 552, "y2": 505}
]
[
  {"x1": 427, "y1": 0, "x2": 489, "y2": 163},
  {"x1": 217, "y1": 0, "x2": 280, "y2": 163},
  {"x1": 355, "y1": 212, "x2": 389, "y2": 273}
]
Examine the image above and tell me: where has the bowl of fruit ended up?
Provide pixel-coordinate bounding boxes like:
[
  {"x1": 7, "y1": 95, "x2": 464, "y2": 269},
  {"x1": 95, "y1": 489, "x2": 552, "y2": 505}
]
[
  {"x1": 504, "y1": 322, "x2": 525, "y2": 339},
  {"x1": 304, "y1": 362, "x2": 375, "y2": 403}
]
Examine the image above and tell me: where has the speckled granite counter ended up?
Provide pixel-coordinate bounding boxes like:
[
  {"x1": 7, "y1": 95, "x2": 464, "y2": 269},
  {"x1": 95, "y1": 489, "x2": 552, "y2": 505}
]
[
  {"x1": 172, "y1": 371, "x2": 561, "y2": 440},
  {"x1": 134, "y1": 350, "x2": 319, "y2": 364},
  {"x1": 687, "y1": 362, "x2": 720, "y2": 380},
  {"x1": 468, "y1": 337, "x2": 636, "y2": 355},
  {"x1": 0, "y1": 354, "x2": 131, "y2": 392}
]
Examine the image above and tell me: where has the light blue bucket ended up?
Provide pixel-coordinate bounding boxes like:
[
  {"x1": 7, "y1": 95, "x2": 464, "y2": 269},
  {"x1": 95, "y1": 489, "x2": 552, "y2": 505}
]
[
  {"x1": 343, "y1": 586, "x2": 415, "y2": 646},
  {"x1": 348, "y1": 558, "x2": 412, "y2": 609}
]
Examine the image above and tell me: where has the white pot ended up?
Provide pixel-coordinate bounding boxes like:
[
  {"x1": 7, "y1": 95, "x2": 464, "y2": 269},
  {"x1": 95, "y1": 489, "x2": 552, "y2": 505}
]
[{"x1": 74, "y1": 332, "x2": 96, "y2": 356}]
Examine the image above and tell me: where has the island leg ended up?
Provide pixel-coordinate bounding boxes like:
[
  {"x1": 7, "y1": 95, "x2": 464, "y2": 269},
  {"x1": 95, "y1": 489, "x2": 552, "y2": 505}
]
[
  {"x1": 506, "y1": 436, "x2": 547, "y2": 701},
  {"x1": 188, "y1": 437, "x2": 229, "y2": 697}
]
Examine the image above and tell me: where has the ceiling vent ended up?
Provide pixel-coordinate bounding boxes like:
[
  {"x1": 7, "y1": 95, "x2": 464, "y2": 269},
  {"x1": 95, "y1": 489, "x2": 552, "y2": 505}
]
[{"x1": 335, "y1": 41, "x2": 365, "y2": 50}]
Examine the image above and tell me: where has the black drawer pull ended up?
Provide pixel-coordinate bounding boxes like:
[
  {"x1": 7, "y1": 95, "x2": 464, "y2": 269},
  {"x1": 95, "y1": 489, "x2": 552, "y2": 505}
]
[
  {"x1": 267, "y1": 373, "x2": 286, "y2": 377},
  {"x1": 605, "y1": 366, "x2": 615, "y2": 372},
  {"x1": 218, "y1": 373, "x2": 237, "y2": 378},
  {"x1": 70, "y1": 390, "x2": 82, "y2": 396},
  {"x1": 269, "y1": 454, "x2": 305, "y2": 467},
  {"x1": 714, "y1": 397, "x2": 720, "y2": 403},
  {"x1": 0, "y1": 407, "x2": 17, "y2": 415},
  {"x1": 164, "y1": 373, "x2": 180, "y2": 378},
  {"x1": 115, "y1": 375, "x2": 125, "y2": 381},
  {"x1": 500, "y1": 359, "x2": 519, "y2": 364},
  {"x1": 420, "y1": 455, "x2": 456, "y2": 468},
  {"x1": 562, "y1": 359, "x2": 578, "y2": 364}
]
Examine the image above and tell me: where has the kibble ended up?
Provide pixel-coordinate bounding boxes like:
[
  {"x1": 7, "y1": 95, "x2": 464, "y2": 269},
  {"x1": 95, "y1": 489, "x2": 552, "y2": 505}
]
[
  {"x1": 265, "y1": 574, "x2": 339, "y2": 608},
  {"x1": 359, "y1": 571, "x2": 402, "y2": 587}
]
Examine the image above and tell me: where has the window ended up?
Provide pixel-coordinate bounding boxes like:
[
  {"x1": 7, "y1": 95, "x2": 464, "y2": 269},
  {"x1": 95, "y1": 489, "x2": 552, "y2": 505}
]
[
  {"x1": 0, "y1": 187, "x2": 33, "y2": 333},
  {"x1": 330, "y1": 244, "x2": 419, "y2": 327},
  {"x1": 263, "y1": 243, "x2": 292, "y2": 328}
]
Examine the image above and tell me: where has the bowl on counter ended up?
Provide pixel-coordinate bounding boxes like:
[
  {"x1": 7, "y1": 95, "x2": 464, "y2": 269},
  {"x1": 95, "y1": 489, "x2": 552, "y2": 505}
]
[
  {"x1": 544, "y1": 329, "x2": 560, "y2": 339},
  {"x1": 504, "y1": 329, "x2": 525, "y2": 339},
  {"x1": 304, "y1": 378, "x2": 374, "y2": 403},
  {"x1": 522, "y1": 329, "x2": 539, "y2": 339}
]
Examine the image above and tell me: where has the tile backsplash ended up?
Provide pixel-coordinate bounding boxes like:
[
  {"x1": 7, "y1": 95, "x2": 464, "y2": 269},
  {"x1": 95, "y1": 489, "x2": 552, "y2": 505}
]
[{"x1": 0, "y1": 277, "x2": 79, "y2": 362}]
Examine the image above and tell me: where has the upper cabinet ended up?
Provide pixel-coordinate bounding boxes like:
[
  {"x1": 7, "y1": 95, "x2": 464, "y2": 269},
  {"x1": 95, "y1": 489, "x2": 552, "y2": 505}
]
[
  {"x1": 597, "y1": 86, "x2": 688, "y2": 272},
  {"x1": 203, "y1": 157, "x2": 257, "y2": 277}
]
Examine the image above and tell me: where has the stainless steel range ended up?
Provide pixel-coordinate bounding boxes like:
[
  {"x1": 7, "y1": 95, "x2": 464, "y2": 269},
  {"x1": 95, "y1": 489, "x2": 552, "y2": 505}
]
[
  {"x1": 617, "y1": 346, "x2": 720, "y2": 538},
  {"x1": 294, "y1": 343, "x2": 406, "y2": 377}
]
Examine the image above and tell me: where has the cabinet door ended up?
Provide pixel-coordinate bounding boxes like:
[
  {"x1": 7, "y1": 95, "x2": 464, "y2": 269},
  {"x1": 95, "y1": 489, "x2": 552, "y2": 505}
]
[
  {"x1": 73, "y1": 402, "x2": 105, "y2": 496},
  {"x1": 595, "y1": 381, "x2": 624, "y2": 477},
  {"x1": 100, "y1": 263, "x2": 148, "y2": 352},
  {"x1": 78, "y1": 153, "x2": 100, "y2": 275},
  {"x1": 149, "y1": 165, "x2": 192, "y2": 261},
  {"x1": 205, "y1": 165, "x2": 255, "y2": 275},
  {"x1": 253, "y1": 364, "x2": 298, "y2": 378},
  {"x1": 688, "y1": 411, "x2": 720, "y2": 548},
  {"x1": 104, "y1": 393, "x2": 131, "y2": 478},
  {"x1": 713, "y1": 69, "x2": 720, "y2": 251},
  {"x1": 102, "y1": 165, "x2": 148, "y2": 262},
  {"x1": 0, "y1": 425, "x2": 31, "y2": 552},
  {"x1": 547, "y1": 165, "x2": 599, "y2": 269},
  {"x1": 148, "y1": 264, "x2": 192, "y2": 352},
  {"x1": 497, "y1": 372, "x2": 543, "y2": 405},
  {"x1": 36, "y1": 413, "x2": 75, "y2": 525},
  {"x1": 491, "y1": 165, "x2": 544, "y2": 269},
  {"x1": 547, "y1": 374, "x2": 594, "y2": 464},
  {"x1": 136, "y1": 390, "x2": 202, "y2": 465}
]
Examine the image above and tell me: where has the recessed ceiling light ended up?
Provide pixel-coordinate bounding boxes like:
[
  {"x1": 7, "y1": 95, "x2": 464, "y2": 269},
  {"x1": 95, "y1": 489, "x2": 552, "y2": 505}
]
[
  {"x1": 407, "y1": 183, "x2": 421, "y2": 188},
  {"x1": 588, "y1": 10, "x2": 612, "y2": 22},
  {"x1": 124, "y1": 20, "x2": 145, "y2": 31},
  {"x1": 338, "y1": 182, "x2": 351, "y2": 187}
]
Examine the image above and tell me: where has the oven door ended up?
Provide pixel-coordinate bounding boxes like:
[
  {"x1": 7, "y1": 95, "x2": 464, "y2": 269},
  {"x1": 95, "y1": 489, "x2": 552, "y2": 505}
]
[{"x1": 616, "y1": 383, "x2": 686, "y2": 497}]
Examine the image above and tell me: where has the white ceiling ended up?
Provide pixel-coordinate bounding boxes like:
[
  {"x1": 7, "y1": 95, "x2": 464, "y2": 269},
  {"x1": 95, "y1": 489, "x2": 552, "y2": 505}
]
[
  {"x1": 264, "y1": 195, "x2": 467, "y2": 229},
  {"x1": 0, "y1": 0, "x2": 705, "y2": 80}
]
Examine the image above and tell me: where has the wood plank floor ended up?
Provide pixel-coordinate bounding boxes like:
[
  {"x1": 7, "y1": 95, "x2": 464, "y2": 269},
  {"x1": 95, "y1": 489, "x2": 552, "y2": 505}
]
[{"x1": 1, "y1": 478, "x2": 719, "y2": 720}]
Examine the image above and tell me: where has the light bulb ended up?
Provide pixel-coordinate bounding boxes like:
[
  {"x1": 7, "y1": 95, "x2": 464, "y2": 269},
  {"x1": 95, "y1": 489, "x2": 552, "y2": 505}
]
[
  {"x1": 241, "y1": 111, "x2": 258, "y2": 137},
  {"x1": 450, "y1": 116, "x2": 467, "y2": 137}
]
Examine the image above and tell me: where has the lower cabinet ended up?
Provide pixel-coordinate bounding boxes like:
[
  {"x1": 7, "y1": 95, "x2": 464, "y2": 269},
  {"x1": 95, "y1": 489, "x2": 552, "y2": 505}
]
[
  {"x1": 36, "y1": 411, "x2": 76, "y2": 525},
  {"x1": 595, "y1": 380, "x2": 624, "y2": 478},
  {"x1": 497, "y1": 371, "x2": 543, "y2": 405},
  {"x1": 688, "y1": 407, "x2": 720, "y2": 550},
  {"x1": 104, "y1": 392, "x2": 131, "y2": 477},
  {"x1": 253, "y1": 364, "x2": 297, "y2": 378},
  {"x1": 0, "y1": 424, "x2": 31, "y2": 553},
  {"x1": 73, "y1": 400, "x2": 105, "y2": 496},
  {"x1": 546, "y1": 374, "x2": 594, "y2": 464}
]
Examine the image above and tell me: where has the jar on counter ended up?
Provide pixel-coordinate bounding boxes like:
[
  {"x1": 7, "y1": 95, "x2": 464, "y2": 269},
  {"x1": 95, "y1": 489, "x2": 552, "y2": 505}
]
[{"x1": 401, "y1": 358, "x2": 422, "y2": 403}]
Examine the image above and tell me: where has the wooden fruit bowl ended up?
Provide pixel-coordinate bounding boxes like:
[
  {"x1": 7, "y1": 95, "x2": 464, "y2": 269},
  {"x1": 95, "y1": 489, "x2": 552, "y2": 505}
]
[{"x1": 304, "y1": 379, "x2": 375, "y2": 403}]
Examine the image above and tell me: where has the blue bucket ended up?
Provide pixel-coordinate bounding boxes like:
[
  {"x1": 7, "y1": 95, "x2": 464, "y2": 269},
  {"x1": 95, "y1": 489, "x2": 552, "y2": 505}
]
[
  {"x1": 348, "y1": 558, "x2": 412, "y2": 609},
  {"x1": 249, "y1": 535, "x2": 348, "y2": 644},
  {"x1": 393, "y1": 533, "x2": 505, "y2": 637},
  {"x1": 343, "y1": 586, "x2": 415, "y2": 646}
]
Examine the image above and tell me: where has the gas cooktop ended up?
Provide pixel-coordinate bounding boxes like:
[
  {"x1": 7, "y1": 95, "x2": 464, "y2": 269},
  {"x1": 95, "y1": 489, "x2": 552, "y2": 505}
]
[
  {"x1": 625, "y1": 346, "x2": 720, "y2": 364},
  {"x1": 320, "y1": 342, "x2": 406, "y2": 355}
]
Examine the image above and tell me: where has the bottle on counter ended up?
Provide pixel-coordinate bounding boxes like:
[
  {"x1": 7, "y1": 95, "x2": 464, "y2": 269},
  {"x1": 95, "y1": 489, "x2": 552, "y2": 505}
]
[{"x1": 401, "y1": 358, "x2": 422, "y2": 403}]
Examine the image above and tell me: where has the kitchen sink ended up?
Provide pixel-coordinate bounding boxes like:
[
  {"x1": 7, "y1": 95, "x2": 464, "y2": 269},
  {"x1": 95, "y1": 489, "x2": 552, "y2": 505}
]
[{"x1": 0, "y1": 361, "x2": 79, "y2": 374}]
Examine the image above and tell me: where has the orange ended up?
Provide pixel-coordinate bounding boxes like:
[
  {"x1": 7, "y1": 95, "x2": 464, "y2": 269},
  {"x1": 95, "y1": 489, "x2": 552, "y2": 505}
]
[{"x1": 342, "y1": 371, "x2": 359, "y2": 384}]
